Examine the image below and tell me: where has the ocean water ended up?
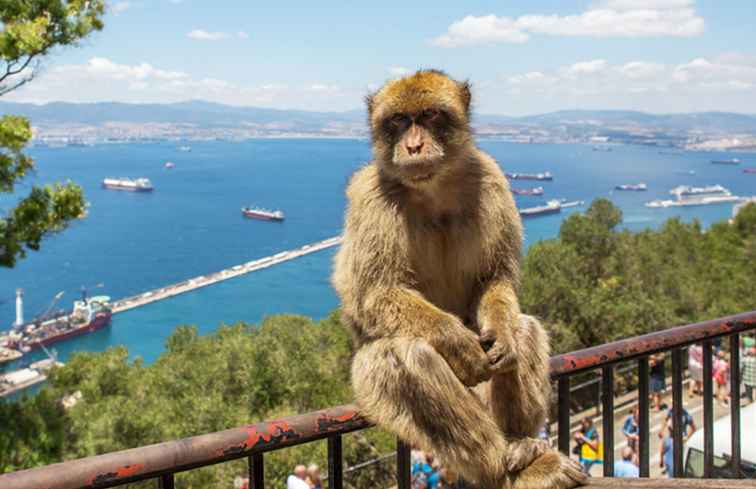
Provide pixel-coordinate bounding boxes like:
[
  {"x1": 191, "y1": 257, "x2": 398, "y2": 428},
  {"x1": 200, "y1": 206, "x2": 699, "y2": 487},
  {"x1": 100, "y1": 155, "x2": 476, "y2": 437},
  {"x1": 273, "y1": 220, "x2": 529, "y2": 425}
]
[{"x1": 1, "y1": 140, "x2": 754, "y2": 366}]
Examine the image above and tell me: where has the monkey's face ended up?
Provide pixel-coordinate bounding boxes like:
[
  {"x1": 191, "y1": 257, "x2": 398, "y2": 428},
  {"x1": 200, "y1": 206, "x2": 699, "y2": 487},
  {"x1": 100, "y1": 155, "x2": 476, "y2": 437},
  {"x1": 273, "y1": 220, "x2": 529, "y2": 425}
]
[{"x1": 368, "y1": 70, "x2": 473, "y2": 187}]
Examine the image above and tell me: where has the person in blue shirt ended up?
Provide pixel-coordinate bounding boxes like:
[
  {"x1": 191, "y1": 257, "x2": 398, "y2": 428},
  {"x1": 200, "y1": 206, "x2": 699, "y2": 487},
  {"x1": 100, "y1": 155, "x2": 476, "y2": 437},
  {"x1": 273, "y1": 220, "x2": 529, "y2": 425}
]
[
  {"x1": 622, "y1": 406, "x2": 640, "y2": 454},
  {"x1": 614, "y1": 447, "x2": 640, "y2": 477},
  {"x1": 660, "y1": 424, "x2": 675, "y2": 477},
  {"x1": 662, "y1": 407, "x2": 697, "y2": 441}
]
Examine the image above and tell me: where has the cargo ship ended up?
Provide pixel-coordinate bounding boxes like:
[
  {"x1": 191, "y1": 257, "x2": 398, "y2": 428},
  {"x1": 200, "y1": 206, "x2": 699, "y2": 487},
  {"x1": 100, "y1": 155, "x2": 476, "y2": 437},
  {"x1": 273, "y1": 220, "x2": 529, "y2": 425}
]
[
  {"x1": 506, "y1": 171, "x2": 553, "y2": 181},
  {"x1": 711, "y1": 158, "x2": 740, "y2": 165},
  {"x1": 102, "y1": 177, "x2": 154, "y2": 192},
  {"x1": 511, "y1": 186, "x2": 544, "y2": 196},
  {"x1": 519, "y1": 200, "x2": 561, "y2": 217},
  {"x1": 2, "y1": 295, "x2": 112, "y2": 353},
  {"x1": 241, "y1": 207, "x2": 285, "y2": 221},
  {"x1": 615, "y1": 183, "x2": 647, "y2": 191},
  {"x1": 744, "y1": 168, "x2": 756, "y2": 174},
  {"x1": 0, "y1": 358, "x2": 63, "y2": 398}
]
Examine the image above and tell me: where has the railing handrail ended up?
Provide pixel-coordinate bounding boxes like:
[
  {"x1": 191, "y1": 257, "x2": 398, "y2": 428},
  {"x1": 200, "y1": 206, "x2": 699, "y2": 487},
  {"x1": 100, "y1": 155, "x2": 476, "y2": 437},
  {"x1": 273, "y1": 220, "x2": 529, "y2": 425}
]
[
  {"x1": 550, "y1": 310, "x2": 756, "y2": 377},
  {"x1": 1, "y1": 310, "x2": 755, "y2": 488}
]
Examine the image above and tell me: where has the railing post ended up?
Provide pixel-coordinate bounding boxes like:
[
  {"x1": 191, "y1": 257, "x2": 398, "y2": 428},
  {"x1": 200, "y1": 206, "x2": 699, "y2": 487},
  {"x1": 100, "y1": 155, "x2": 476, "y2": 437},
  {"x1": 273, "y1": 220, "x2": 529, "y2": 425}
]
[
  {"x1": 729, "y1": 334, "x2": 742, "y2": 477},
  {"x1": 638, "y1": 356, "x2": 650, "y2": 477},
  {"x1": 250, "y1": 453, "x2": 264, "y2": 489},
  {"x1": 558, "y1": 377, "x2": 571, "y2": 456},
  {"x1": 158, "y1": 474, "x2": 174, "y2": 489},
  {"x1": 328, "y1": 435, "x2": 343, "y2": 489},
  {"x1": 601, "y1": 366, "x2": 614, "y2": 477},
  {"x1": 397, "y1": 438, "x2": 411, "y2": 489},
  {"x1": 671, "y1": 348, "x2": 684, "y2": 478},
  {"x1": 702, "y1": 340, "x2": 714, "y2": 478}
]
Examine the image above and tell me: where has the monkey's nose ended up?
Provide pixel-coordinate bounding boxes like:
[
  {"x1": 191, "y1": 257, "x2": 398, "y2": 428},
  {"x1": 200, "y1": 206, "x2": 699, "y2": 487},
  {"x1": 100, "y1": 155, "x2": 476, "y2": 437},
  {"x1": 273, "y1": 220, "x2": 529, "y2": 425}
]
[{"x1": 406, "y1": 142, "x2": 424, "y2": 155}]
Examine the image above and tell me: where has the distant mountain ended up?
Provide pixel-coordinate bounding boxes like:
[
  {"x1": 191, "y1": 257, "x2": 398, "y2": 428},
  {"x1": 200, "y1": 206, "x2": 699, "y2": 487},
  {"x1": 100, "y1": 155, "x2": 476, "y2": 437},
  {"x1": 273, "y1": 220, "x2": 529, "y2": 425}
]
[{"x1": 2, "y1": 100, "x2": 756, "y2": 133}]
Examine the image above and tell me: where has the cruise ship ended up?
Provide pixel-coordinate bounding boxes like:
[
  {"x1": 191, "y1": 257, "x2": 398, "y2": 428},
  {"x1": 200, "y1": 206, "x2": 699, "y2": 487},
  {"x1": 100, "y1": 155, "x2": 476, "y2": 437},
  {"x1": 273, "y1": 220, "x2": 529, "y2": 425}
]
[
  {"x1": 647, "y1": 185, "x2": 742, "y2": 208},
  {"x1": 241, "y1": 207, "x2": 285, "y2": 221},
  {"x1": 711, "y1": 158, "x2": 741, "y2": 165},
  {"x1": 669, "y1": 185, "x2": 727, "y2": 197},
  {"x1": 615, "y1": 183, "x2": 647, "y2": 191},
  {"x1": 102, "y1": 177, "x2": 154, "y2": 192},
  {"x1": 506, "y1": 171, "x2": 553, "y2": 181}
]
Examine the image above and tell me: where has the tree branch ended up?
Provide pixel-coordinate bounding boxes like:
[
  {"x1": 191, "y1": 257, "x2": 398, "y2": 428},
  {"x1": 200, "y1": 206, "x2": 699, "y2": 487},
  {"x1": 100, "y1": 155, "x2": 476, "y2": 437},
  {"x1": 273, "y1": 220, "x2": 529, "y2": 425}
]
[{"x1": 0, "y1": 53, "x2": 39, "y2": 86}]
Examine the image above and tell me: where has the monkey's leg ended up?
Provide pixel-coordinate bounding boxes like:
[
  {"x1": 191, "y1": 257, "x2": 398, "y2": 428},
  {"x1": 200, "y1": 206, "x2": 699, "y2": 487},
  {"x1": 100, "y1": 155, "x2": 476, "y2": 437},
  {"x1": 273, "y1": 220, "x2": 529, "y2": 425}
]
[
  {"x1": 352, "y1": 337, "x2": 509, "y2": 489},
  {"x1": 490, "y1": 315, "x2": 586, "y2": 489}
]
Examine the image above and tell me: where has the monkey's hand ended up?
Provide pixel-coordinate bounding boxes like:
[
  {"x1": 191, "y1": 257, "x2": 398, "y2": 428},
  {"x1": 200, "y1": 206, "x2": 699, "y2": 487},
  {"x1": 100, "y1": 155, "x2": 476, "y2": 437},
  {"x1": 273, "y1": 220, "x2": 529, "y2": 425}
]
[
  {"x1": 430, "y1": 317, "x2": 492, "y2": 387},
  {"x1": 479, "y1": 316, "x2": 520, "y2": 374}
]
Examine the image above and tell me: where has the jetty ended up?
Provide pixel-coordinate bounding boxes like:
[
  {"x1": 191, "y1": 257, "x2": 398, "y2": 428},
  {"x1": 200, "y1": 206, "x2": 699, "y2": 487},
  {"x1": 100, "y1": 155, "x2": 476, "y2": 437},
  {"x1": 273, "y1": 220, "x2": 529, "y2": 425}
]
[{"x1": 110, "y1": 236, "x2": 343, "y2": 314}]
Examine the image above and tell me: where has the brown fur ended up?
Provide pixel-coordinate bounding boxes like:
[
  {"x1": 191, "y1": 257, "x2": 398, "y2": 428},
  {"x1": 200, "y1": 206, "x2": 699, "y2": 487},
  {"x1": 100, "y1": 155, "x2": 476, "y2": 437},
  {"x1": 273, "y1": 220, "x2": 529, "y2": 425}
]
[{"x1": 332, "y1": 70, "x2": 585, "y2": 489}]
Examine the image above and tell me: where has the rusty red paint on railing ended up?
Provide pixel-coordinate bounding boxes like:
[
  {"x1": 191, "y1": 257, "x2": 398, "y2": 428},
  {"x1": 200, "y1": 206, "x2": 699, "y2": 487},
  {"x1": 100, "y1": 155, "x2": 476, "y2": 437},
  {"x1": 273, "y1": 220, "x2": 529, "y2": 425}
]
[
  {"x1": 1, "y1": 310, "x2": 754, "y2": 489},
  {"x1": 549, "y1": 311, "x2": 756, "y2": 377}
]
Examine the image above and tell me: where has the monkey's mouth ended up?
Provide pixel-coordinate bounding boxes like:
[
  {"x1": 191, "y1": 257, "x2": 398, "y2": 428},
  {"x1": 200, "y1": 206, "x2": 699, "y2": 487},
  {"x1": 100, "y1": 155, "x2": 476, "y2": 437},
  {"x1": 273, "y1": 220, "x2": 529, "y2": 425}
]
[{"x1": 410, "y1": 172, "x2": 434, "y2": 183}]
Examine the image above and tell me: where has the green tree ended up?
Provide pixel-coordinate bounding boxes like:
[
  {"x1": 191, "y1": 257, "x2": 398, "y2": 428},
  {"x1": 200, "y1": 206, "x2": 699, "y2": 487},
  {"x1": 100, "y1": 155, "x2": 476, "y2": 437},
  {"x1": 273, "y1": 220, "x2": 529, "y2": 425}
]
[{"x1": 0, "y1": 0, "x2": 105, "y2": 267}]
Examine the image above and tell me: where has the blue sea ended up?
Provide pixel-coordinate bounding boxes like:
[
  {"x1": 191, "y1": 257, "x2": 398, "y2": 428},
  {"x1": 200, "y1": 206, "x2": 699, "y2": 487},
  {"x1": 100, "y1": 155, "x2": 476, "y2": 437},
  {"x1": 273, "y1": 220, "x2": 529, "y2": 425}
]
[{"x1": 1, "y1": 140, "x2": 755, "y2": 368}]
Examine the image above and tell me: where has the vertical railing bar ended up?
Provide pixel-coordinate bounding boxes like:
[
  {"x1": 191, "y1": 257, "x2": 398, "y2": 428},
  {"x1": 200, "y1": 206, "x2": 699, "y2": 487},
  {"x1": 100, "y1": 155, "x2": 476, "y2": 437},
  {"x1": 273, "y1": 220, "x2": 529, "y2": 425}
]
[
  {"x1": 601, "y1": 366, "x2": 614, "y2": 477},
  {"x1": 671, "y1": 348, "x2": 684, "y2": 478},
  {"x1": 638, "y1": 356, "x2": 650, "y2": 477},
  {"x1": 558, "y1": 376, "x2": 571, "y2": 456},
  {"x1": 251, "y1": 452, "x2": 264, "y2": 489},
  {"x1": 158, "y1": 473, "x2": 175, "y2": 489},
  {"x1": 729, "y1": 334, "x2": 742, "y2": 478},
  {"x1": 328, "y1": 435, "x2": 343, "y2": 489},
  {"x1": 396, "y1": 438, "x2": 411, "y2": 489},
  {"x1": 703, "y1": 340, "x2": 714, "y2": 478}
]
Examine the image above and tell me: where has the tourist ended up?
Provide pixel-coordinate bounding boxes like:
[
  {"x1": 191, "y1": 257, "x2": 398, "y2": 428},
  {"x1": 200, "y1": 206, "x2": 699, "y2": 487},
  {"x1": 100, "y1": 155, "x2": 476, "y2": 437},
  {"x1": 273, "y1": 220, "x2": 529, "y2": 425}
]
[
  {"x1": 688, "y1": 344, "x2": 704, "y2": 397},
  {"x1": 662, "y1": 406, "x2": 697, "y2": 441},
  {"x1": 743, "y1": 347, "x2": 756, "y2": 404},
  {"x1": 621, "y1": 406, "x2": 640, "y2": 454},
  {"x1": 574, "y1": 416, "x2": 601, "y2": 475},
  {"x1": 660, "y1": 424, "x2": 675, "y2": 477},
  {"x1": 306, "y1": 464, "x2": 322, "y2": 489},
  {"x1": 650, "y1": 353, "x2": 667, "y2": 411},
  {"x1": 614, "y1": 447, "x2": 639, "y2": 477},
  {"x1": 287, "y1": 465, "x2": 310, "y2": 489},
  {"x1": 714, "y1": 350, "x2": 729, "y2": 406}
]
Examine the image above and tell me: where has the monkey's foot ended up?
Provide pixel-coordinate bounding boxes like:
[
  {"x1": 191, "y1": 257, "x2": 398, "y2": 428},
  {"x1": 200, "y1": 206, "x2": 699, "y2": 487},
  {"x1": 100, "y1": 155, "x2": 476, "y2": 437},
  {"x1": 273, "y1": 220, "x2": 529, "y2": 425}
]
[
  {"x1": 510, "y1": 450, "x2": 586, "y2": 489},
  {"x1": 505, "y1": 438, "x2": 549, "y2": 472}
]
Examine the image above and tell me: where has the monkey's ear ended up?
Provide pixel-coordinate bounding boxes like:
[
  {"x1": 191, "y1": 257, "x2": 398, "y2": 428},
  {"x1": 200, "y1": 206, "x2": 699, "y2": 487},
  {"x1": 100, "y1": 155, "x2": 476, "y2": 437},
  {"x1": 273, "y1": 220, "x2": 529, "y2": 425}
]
[
  {"x1": 365, "y1": 93, "x2": 376, "y2": 116},
  {"x1": 458, "y1": 80, "x2": 472, "y2": 116}
]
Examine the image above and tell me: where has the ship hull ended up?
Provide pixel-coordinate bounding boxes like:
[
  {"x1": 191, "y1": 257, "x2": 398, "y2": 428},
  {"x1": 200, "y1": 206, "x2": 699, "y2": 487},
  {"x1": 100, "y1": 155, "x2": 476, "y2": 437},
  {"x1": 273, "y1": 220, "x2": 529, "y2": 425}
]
[
  {"x1": 102, "y1": 183, "x2": 153, "y2": 192},
  {"x1": 242, "y1": 211, "x2": 284, "y2": 221},
  {"x1": 520, "y1": 207, "x2": 561, "y2": 218},
  {"x1": 711, "y1": 160, "x2": 740, "y2": 165},
  {"x1": 27, "y1": 312, "x2": 112, "y2": 350}
]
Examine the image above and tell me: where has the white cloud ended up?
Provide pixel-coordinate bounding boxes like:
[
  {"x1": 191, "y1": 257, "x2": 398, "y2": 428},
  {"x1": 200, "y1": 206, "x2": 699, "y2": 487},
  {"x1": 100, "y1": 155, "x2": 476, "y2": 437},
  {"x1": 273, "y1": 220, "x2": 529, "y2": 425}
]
[
  {"x1": 565, "y1": 59, "x2": 608, "y2": 76},
  {"x1": 432, "y1": 0, "x2": 704, "y2": 47},
  {"x1": 80, "y1": 57, "x2": 188, "y2": 81},
  {"x1": 388, "y1": 66, "x2": 411, "y2": 77},
  {"x1": 237, "y1": 31, "x2": 249, "y2": 39},
  {"x1": 618, "y1": 61, "x2": 665, "y2": 80},
  {"x1": 112, "y1": 2, "x2": 131, "y2": 14},
  {"x1": 187, "y1": 29, "x2": 229, "y2": 41}
]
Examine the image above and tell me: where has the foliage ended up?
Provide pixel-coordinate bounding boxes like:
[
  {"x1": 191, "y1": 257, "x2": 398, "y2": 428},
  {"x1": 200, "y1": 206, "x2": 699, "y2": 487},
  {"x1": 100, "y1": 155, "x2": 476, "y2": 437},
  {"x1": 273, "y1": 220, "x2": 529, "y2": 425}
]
[
  {"x1": 522, "y1": 199, "x2": 756, "y2": 354},
  {"x1": 0, "y1": 311, "x2": 395, "y2": 488},
  {"x1": 0, "y1": 0, "x2": 105, "y2": 267}
]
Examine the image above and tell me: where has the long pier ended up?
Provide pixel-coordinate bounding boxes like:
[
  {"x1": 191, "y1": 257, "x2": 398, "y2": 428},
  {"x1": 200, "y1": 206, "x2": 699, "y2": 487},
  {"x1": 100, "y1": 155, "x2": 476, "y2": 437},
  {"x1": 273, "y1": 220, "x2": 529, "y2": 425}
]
[{"x1": 110, "y1": 236, "x2": 342, "y2": 314}]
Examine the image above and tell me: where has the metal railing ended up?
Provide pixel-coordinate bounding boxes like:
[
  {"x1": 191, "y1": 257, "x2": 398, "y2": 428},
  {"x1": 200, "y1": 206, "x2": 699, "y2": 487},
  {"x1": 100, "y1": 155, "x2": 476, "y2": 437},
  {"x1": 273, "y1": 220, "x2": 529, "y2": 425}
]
[{"x1": 1, "y1": 310, "x2": 754, "y2": 489}]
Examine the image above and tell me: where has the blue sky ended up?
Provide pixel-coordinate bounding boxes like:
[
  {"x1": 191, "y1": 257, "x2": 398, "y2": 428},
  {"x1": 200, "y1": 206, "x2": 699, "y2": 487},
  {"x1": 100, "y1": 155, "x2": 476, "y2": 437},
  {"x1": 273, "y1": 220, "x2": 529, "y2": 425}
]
[{"x1": 7, "y1": 0, "x2": 756, "y2": 114}]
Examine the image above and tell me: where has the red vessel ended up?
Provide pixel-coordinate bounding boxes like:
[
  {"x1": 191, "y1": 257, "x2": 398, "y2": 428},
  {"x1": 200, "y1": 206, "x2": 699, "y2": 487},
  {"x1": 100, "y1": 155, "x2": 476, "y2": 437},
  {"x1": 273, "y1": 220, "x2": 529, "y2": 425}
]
[
  {"x1": 241, "y1": 207, "x2": 285, "y2": 221},
  {"x1": 8, "y1": 296, "x2": 112, "y2": 351}
]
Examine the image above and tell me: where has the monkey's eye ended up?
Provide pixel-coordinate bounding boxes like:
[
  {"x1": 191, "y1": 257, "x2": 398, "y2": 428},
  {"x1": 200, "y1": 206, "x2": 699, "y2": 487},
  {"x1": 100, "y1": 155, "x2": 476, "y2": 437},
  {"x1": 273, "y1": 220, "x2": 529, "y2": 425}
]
[
  {"x1": 420, "y1": 108, "x2": 440, "y2": 121},
  {"x1": 390, "y1": 113, "x2": 409, "y2": 126}
]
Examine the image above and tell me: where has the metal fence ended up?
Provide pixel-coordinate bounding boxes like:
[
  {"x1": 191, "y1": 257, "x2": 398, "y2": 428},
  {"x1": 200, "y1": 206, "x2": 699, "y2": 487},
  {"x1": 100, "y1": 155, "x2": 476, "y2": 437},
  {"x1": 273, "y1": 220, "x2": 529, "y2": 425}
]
[{"x1": 1, "y1": 310, "x2": 754, "y2": 489}]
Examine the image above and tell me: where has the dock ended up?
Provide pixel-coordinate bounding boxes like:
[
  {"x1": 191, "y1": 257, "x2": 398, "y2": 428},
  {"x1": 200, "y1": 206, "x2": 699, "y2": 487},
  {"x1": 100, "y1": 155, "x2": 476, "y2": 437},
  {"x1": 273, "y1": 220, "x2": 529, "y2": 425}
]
[{"x1": 110, "y1": 236, "x2": 343, "y2": 314}]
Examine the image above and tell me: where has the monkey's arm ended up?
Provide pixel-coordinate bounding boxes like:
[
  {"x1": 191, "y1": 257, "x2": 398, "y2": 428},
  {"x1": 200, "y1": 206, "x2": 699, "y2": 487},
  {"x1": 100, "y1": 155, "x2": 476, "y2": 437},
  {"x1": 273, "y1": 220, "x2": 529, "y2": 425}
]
[
  {"x1": 359, "y1": 286, "x2": 492, "y2": 387},
  {"x1": 476, "y1": 280, "x2": 522, "y2": 372}
]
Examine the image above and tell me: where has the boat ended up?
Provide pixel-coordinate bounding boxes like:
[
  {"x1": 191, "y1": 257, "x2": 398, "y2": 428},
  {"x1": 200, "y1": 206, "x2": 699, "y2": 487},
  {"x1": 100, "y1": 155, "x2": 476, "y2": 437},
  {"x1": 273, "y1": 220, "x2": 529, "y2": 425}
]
[
  {"x1": 0, "y1": 358, "x2": 63, "y2": 398},
  {"x1": 241, "y1": 207, "x2": 285, "y2": 221},
  {"x1": 4, "y1": 296, "x2": 112, "y2": 352},
  {"x1": 511, "y1": 186, "x2": 544, "y2": 196},
  {"x1": 592, "y1": 146, "x2": 612, "y2": 152},
  {"x1": 0, "y1": 346, "x2": 22, "y2": 365},
  {"x1": 560, "y1": 200, "x2": 584, "y2": 209},
  {"x1": 615, "y1": 183, "x2": 647, "y2": 191},
  {"x1": 744, "y1": 168, "x2": 756, "y2": 174},
  {"x1": 178, "y1": 145, "x2": 192, "y2": 152},
  {"x1": 519, "y1": 200, "x2": 561, "y2": 217},
  {"x1": 711, "y1": 158, "x2": 741, "y2": 165},
  {"x1": 102, "y1": 177, "x2": 154, "y2": 192},
  {"x1": 675, "y1": 170, "x2": 696, "y2": 176},
  {"x1": 506, "y1": 172, "x2": 553, "y2": 181},
  {"x1": 164, "y1": 161, "x2": 175, "y2": 169},
  {"x1": 669, "y1": 185, "x2": 727, "y2": 197}
]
